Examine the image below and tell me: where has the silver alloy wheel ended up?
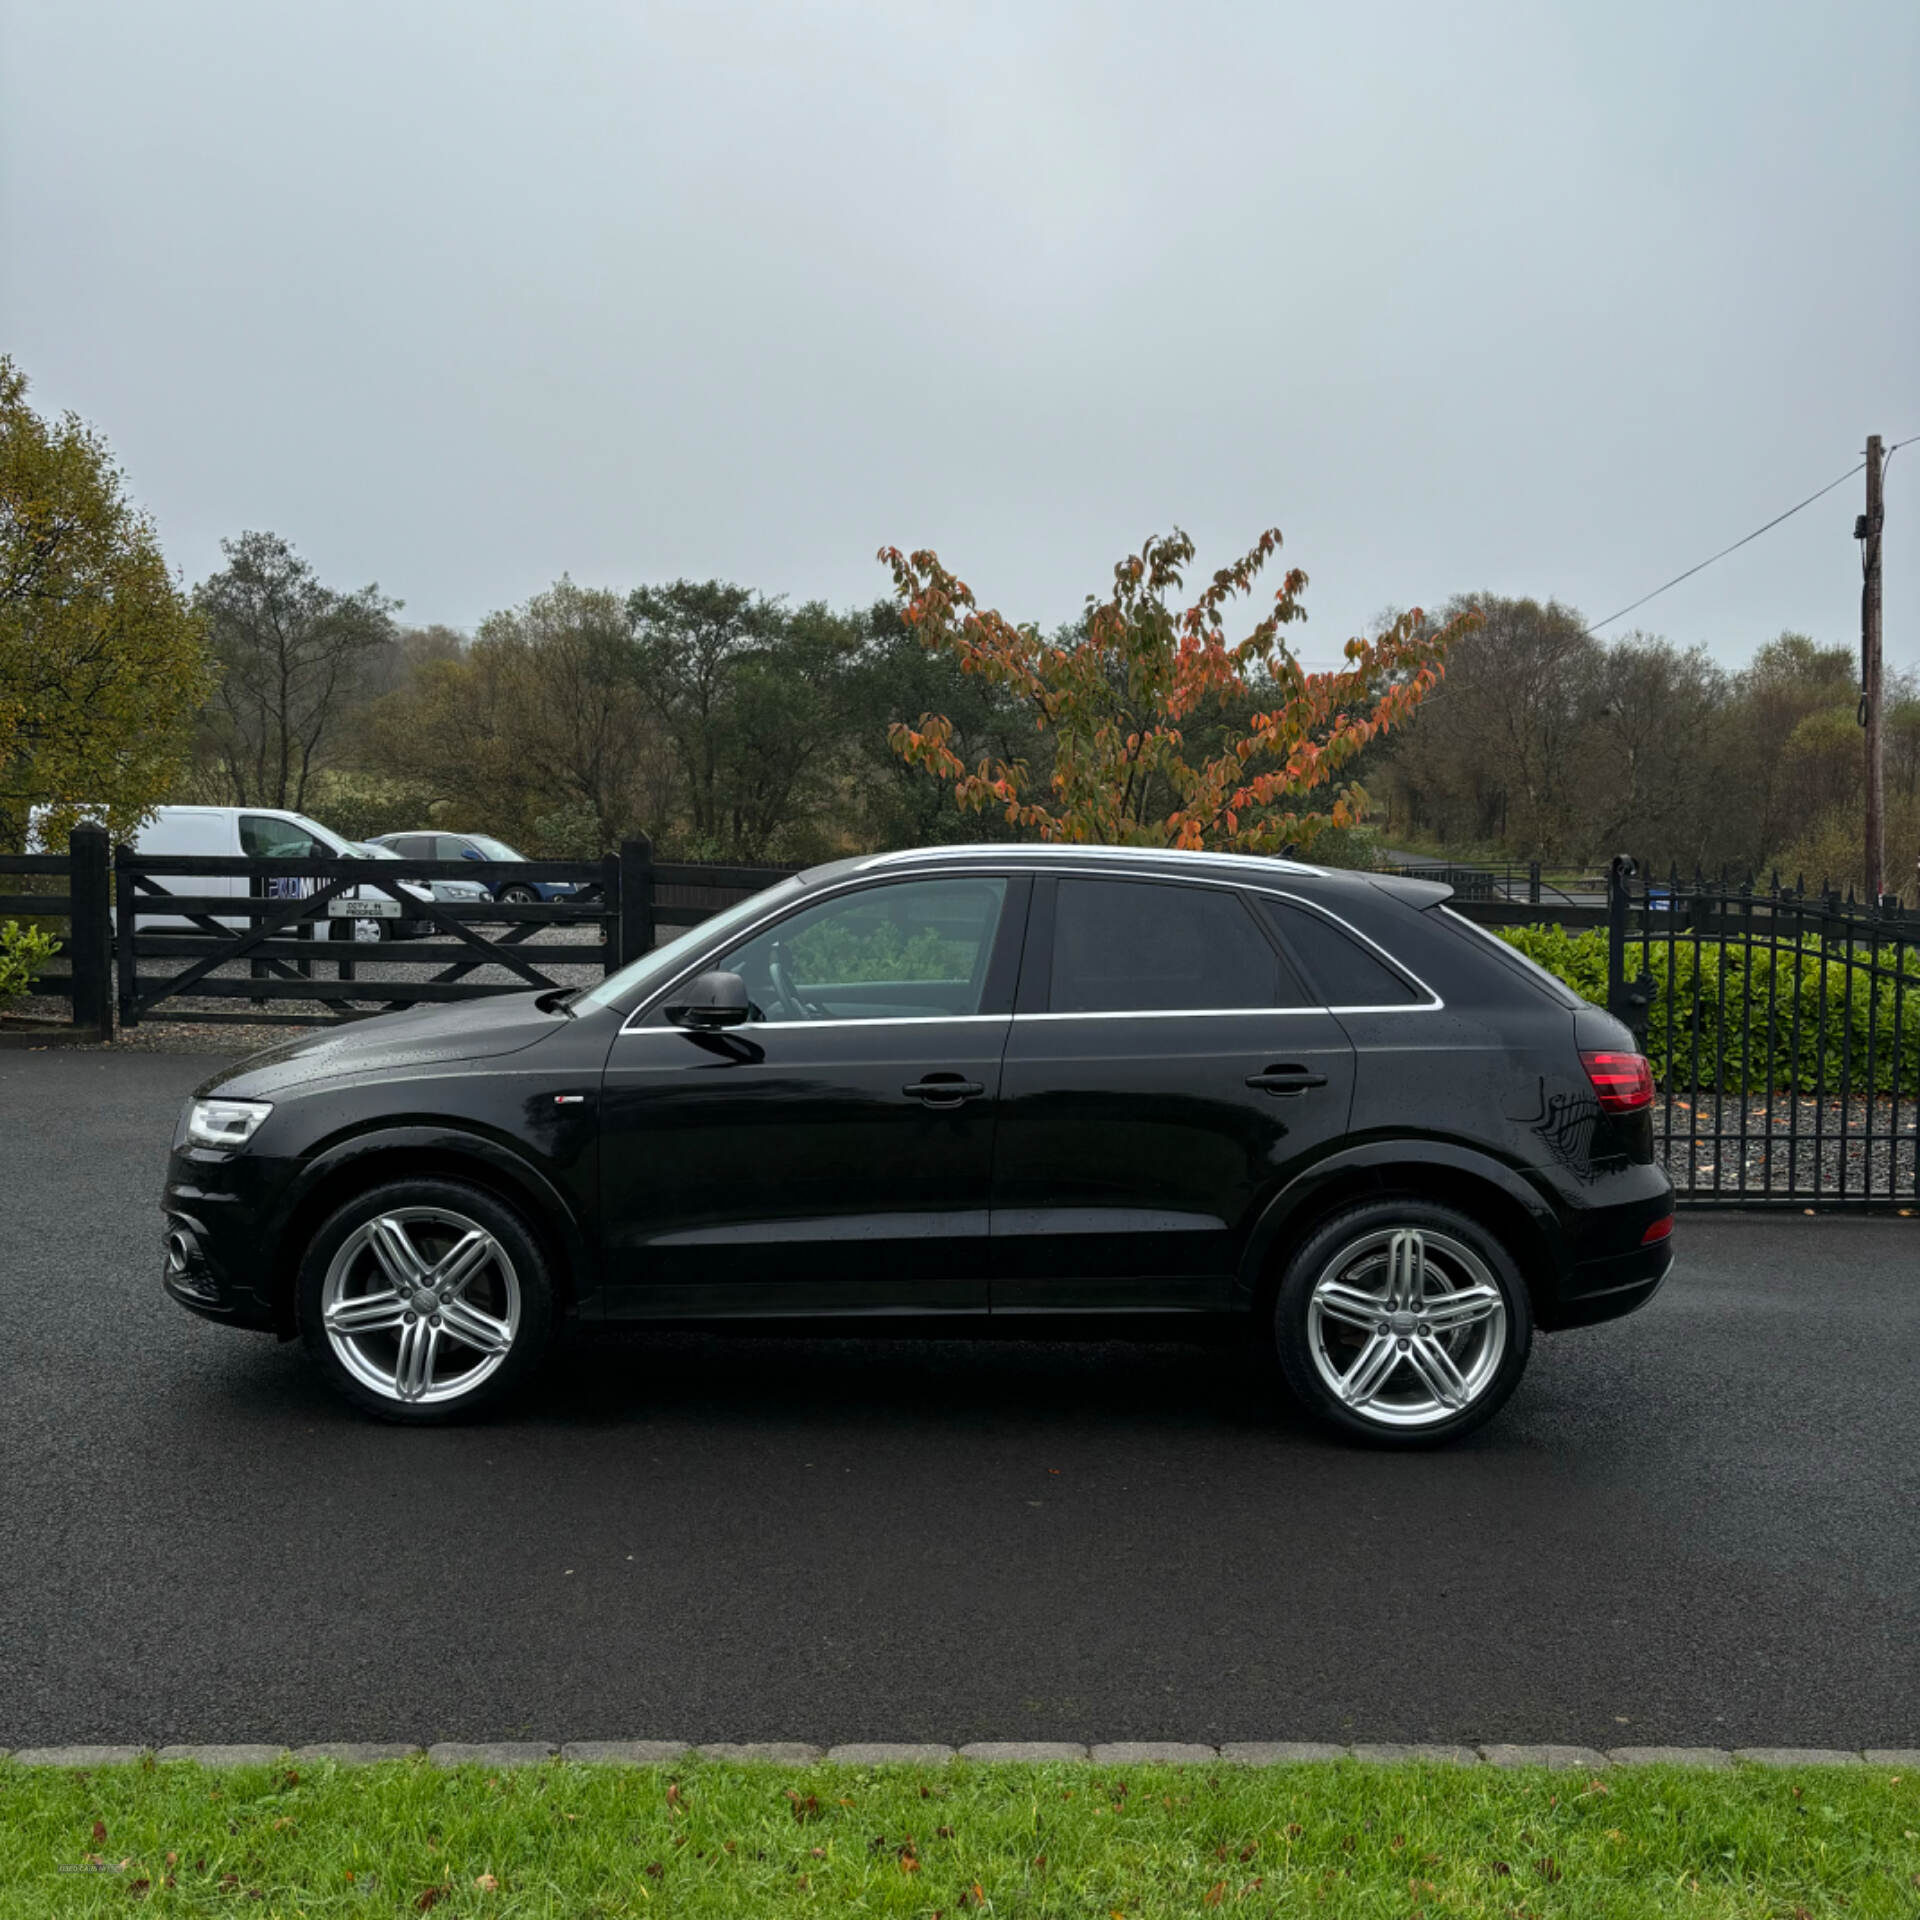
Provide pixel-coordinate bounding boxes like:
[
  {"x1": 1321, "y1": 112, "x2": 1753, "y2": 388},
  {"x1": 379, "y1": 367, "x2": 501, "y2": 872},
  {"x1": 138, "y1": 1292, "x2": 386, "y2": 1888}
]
[
  {"x1": 319, "y1": 1208, "x2": 520, "y2": 1406},
  {"x1": 350, "y1": 916, "x2": 385, "y2": 944},
  {"x1": 1305, "y1": 1226, "x2": 1508, "y2": 1430}
]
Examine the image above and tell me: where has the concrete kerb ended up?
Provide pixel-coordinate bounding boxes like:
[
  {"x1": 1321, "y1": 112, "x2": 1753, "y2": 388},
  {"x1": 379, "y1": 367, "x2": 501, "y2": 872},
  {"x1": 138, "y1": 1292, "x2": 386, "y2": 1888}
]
[
  {"x1": 426, "y1": 1743, "x2": 556, "y2": 1768},
  {"x1": 1, "y1": 1741, "x2": 1907, "y2": 1769},
  {"x1": 1481, "y1": 1744, "x2": 1613, "y2": 1771}
]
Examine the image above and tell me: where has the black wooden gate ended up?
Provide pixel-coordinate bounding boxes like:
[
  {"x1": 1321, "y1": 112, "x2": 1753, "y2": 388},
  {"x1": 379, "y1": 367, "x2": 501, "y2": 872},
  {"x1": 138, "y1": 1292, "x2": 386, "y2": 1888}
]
[
  {"x1": 114, "y1": 851, "x2": 617, "y2": 1027},
  {"x1": 110, "y1": 841, "x2": 796, "y2": 1029}
]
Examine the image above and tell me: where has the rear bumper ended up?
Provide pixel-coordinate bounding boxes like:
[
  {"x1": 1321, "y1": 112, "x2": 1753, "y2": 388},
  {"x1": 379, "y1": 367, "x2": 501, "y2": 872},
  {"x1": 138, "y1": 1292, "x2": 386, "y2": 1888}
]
[
  {"x1": 1548, "y1": 1235, "x2": 1674, "y2": 1328},
  {"x1": 1528, "y1": 1159, "x2": 1675, "y2": 1330}
]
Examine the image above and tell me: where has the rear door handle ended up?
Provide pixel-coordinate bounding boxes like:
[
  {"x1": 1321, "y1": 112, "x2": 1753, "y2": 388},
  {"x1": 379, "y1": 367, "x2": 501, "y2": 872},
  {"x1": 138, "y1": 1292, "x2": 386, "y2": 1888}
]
[
  {"x1": 1246, "y1": 1066, "x2": 1328, "y2": 1096},
  {"x1": 903, "y1": 1075, "x2": 986, "y2": 1105}
]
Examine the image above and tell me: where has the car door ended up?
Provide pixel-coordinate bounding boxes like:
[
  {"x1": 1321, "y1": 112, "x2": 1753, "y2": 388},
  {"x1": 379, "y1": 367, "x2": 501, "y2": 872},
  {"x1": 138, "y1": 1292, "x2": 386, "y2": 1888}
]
[
  {"x1": 597, "y1": 873, "x2": 1029, "y2": 1318},
  {"x1": 990, "y1": 874, "x2": 1356, "y2": 1312}
]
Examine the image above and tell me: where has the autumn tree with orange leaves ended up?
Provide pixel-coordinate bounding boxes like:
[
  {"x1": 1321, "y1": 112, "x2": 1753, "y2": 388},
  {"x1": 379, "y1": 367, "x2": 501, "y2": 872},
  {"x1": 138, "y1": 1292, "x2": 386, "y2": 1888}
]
[{"x1": 878, "y1": 527, "x2": 1471, "y2": 854}]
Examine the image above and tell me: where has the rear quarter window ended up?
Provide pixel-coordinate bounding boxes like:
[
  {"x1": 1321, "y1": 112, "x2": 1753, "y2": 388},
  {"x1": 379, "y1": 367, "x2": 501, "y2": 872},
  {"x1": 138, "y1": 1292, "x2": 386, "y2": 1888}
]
[
  {"x1": 1256, "y1": 896, "x2": 1428, "y2": 1006},
  {"x1": 1437, "y1": 907, "x2": 1585, "y2": 1008}
]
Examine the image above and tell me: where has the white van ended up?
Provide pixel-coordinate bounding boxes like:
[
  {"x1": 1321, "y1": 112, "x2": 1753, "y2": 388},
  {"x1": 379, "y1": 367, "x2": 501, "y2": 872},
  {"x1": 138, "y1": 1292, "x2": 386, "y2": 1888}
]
[{"x1": 42, "y1": 805, "x2": 473, "y2": 942}]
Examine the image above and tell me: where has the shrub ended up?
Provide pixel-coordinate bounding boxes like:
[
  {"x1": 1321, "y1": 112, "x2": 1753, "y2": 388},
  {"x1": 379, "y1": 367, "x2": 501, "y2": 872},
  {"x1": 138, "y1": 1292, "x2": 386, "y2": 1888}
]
[
  {"x1": 1308, "y1": 824, "x2": 1381, "y2": 870},
  {"x1": 1497, "y1": 922, "x2": 1920, "y2": 1093},
  {"x1": 529, "y1": 802, "x2": 606, "y2": 860},
  {"x1": 296, "y1": 770, "x2": 441, "y2": 845},
  {"x1": 0, "y1": 919, "x2": 61, "y2": 1005}
]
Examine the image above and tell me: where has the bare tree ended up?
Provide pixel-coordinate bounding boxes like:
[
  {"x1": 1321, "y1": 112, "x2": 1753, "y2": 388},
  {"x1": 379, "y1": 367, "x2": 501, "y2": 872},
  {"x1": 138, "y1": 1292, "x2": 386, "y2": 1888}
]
[
  {"x1": 1573, "y1": 634, "x2": 1725, "y2": 864},
  {"x1": 1385, "y1": 595, "x2": 1598, "y2": 854},
  {"x1": 196, "y1": 531, "x2": 398, "y2": 809}
]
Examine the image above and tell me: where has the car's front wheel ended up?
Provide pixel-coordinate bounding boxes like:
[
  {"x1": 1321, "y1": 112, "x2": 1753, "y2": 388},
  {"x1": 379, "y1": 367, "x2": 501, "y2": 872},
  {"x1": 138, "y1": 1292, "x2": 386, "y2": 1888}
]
[
  {"x1": 1271, "y1": 1200, "x2": 1532, "y2": 1447},
  {"x1": 499, "y1": 883, "x2": 538, "y2": 905},
  {"x1": 297, "y1": 1180, "x2": 553, "y2": 1423}
]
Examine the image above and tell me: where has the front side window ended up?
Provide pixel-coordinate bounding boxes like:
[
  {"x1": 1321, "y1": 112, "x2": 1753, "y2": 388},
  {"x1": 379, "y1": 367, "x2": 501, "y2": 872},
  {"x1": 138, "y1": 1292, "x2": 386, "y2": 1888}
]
[
  {"x1": 1047, "y1": 878, "x2": 1309, "y2": 1013},
  {"x1": 240, "y1": 815, "x2": 321, "y2": 858},
  {"x1": 434, "y1": 835, "x2": 477, "y2": 861},
  {"x1": 578, "y1": 878, "x2": 805, "y2": 1012},
  {"x1": 718, "y1": 878, "x2": 1009, "y2": 1024}
]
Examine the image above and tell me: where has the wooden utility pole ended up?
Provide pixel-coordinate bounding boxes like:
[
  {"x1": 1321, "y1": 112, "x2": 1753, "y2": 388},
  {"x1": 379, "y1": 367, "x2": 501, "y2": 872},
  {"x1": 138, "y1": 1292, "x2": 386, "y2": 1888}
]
[{"x1": 1860, "y1": 434, "x2": 1884, "y2": 905}]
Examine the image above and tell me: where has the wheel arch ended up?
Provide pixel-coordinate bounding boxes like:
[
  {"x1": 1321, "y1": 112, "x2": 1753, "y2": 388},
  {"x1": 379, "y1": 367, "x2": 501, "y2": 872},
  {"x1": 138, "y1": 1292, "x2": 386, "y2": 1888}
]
[
  {"x1": 1237, "y1": 1144, "x2": 1565, "y2": 1325},
  {"x1": 266, "y1": 1126, "x2": 591, "y2": 1337}
]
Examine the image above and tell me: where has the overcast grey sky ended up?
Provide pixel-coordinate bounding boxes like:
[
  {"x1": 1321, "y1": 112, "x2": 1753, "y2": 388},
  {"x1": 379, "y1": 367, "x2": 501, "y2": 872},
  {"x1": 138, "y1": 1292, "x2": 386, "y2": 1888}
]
[{"x1": 4, "y1": 0, "x2": 1915, "y2": 672}]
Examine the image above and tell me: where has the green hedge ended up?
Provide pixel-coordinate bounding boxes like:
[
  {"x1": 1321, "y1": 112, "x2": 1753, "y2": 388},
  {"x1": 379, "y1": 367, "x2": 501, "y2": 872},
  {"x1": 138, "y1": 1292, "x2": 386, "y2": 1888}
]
[{"x1": 1497, "y1": 923, "x2": 1920, "y2": 1094}]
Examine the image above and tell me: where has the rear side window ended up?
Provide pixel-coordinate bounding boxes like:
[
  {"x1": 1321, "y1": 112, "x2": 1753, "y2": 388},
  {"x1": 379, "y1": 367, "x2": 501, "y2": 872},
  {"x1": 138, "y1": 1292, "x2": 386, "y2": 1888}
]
[
  {"x1": 1258, "y1": 897, "x2": 1425, "y2": 1006},
  {"x1": 1049, "y1": 878, "x2": 1312, "y2": 1012}
]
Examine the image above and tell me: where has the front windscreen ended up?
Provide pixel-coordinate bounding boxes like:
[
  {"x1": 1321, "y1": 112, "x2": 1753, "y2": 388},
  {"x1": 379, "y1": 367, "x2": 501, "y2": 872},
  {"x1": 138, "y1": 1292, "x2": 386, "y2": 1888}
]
[{"x1": 575, "y1": 878, "x2": 806, "y2": 1012}]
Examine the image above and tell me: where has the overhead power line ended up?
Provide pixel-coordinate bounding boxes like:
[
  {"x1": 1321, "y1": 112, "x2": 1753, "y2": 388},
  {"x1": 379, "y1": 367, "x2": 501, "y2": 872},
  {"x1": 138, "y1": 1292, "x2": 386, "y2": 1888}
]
[{"x1": 1581, "y1": 459, "x2": 1871, "y2": 637}]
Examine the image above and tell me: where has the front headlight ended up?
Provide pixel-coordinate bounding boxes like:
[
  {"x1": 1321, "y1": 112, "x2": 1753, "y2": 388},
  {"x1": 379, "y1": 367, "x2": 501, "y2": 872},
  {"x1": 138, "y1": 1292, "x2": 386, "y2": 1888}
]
[{"x1": 186, "y1": 1099, "x2": 273, "y2": 1150}]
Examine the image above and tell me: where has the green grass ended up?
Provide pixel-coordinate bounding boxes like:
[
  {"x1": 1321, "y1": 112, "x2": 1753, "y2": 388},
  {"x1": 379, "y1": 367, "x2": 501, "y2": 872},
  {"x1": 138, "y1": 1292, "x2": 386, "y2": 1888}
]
[{"x1": 1, "y1": 1758, "x2": 1916, "y2": 1918}]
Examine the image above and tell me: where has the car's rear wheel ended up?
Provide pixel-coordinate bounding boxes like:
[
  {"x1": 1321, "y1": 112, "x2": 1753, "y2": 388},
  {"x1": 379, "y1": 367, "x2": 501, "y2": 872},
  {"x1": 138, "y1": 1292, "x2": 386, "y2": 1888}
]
[
  {"x1": 1272, "y1": 1200, "x2": 1531, "y2": 1447},
  {"x1": 297, "y1": 1179, "x2": 553, "y2": 1423}
]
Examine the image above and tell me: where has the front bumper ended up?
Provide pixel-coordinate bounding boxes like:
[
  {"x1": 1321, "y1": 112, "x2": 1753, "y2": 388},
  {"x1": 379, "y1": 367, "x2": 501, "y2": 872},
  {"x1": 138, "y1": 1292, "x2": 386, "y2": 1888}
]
[{"x1": 162, "y1": 1146, "x2": 287, "y2": 1332}]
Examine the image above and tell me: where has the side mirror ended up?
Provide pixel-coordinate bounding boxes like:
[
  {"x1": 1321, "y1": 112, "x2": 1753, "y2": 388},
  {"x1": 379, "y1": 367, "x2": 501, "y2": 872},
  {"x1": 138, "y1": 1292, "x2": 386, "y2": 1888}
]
[{"x1": 665, "y1": 970, "x2": 751, "y2": 1030}]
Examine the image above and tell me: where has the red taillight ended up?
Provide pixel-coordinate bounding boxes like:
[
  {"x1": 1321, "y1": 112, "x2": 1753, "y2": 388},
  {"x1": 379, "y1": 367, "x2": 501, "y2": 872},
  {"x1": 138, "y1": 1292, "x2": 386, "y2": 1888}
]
[
  {"x1": 1641, "y1": 1214, "x2": 1673, "y2": 1244},
  {"x1": 1581, "y1": 1049, "x2": 1653, "y2": 1112}
]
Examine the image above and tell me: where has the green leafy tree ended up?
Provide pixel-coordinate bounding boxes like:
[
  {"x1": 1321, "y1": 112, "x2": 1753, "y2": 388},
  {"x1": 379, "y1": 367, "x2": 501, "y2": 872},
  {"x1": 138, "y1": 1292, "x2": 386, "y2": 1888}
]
[
  {"x1": 0, "y1": 356, "x2": 212, "y2": 848},
  {"x1": 627, "y1": 580, "x2": 858, "y2": 858}
]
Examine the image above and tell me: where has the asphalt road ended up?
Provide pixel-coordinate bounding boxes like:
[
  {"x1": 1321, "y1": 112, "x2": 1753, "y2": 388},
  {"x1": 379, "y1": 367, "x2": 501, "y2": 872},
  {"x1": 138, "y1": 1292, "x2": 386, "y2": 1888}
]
[{"x1": 3, "y1": 1047, "x2": 1916, "y2": 1750}]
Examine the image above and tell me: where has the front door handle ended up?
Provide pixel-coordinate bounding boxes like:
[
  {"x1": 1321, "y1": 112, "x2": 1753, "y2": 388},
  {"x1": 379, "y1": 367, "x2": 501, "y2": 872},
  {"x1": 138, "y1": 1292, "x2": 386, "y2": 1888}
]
[
  {"x1": 1246, "y1": 1065, "x2": 1328, "y2": 1096},
  {"x1": 903, "y1": 1075, "x2": 986, "y2": 1106}
]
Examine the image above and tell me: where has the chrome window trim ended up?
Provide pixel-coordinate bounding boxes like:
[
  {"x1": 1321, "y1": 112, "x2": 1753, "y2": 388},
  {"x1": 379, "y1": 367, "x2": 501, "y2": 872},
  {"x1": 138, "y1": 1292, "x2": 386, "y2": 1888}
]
[
  {"x1": 1016, "y1": 1006, "x2": 1361, "y2": 1022},
  {"x1": 619, "y1": 1013, "x2": 1011, "y2": 1036},
  {"x1": 615, "y1": 861, "x2": 1437, "y2": 1035}
]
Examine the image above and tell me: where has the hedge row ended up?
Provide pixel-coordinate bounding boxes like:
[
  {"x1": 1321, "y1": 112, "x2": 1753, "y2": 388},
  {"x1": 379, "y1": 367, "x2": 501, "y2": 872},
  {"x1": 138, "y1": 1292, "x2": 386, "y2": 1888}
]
[{"x1": 1497, "y1": 922, "x2": 1920, "y2": 1094}]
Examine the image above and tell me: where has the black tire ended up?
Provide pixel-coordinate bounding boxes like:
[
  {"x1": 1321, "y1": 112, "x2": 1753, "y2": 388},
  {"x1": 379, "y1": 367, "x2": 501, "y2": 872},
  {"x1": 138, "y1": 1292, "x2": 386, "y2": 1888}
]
[
  {"x1": 1271, "y1": 1199, "x2": 1533, "y2": 1448},
  {"x1": 296, "y1": 1177, "x2": 554, "y2": 1424},
  {"x1": 499, "y1": 884, "x2": 538, "y2": 905}
]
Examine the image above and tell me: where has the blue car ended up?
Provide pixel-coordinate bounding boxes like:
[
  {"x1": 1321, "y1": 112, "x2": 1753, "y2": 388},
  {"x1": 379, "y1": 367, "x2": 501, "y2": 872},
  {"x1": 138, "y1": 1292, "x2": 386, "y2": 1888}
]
[{"x1": 369, "y1": 832, "x2": 578, "y2": 903}]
